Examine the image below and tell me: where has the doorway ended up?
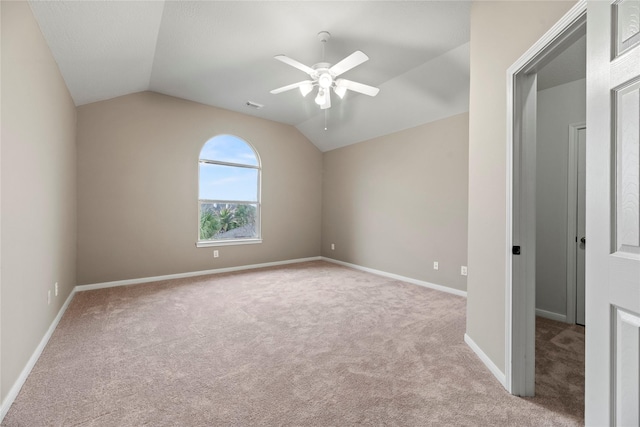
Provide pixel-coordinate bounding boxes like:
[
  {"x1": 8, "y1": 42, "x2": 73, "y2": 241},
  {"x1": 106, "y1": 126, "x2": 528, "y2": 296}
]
[
  {"x1": 506, "y1": 2, "x2": 587, "y2": 397},
  {"x1": 535, "y1": 52, "x2": 586, "y2": 329}
]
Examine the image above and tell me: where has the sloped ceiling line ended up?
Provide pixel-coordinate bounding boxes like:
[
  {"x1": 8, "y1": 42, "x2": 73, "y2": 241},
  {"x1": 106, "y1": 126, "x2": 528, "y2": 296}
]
[{"x1": 146, "y1": 1, "x2": 168, "y2": 91}]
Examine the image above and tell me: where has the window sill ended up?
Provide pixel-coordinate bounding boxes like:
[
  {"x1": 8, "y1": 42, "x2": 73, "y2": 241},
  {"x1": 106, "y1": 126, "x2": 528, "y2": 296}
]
[{"x1": 196, "y1": 239, "x2": 262, "y2": 248}]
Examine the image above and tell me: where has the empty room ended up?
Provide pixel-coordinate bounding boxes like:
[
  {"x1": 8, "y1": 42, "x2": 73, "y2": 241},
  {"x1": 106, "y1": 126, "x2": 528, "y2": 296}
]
[{"x1": 2, "y1": 0, "x2": 639, "y2": 425}]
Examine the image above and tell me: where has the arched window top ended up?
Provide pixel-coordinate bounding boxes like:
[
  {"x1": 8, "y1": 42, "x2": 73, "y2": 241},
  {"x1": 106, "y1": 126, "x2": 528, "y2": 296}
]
[{"x1": 200, "y1": 134, "x2": 259, "y2": 167}]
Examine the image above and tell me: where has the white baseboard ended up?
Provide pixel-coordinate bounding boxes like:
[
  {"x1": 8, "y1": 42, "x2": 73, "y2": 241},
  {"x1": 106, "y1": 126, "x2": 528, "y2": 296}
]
[
  {"x1": 464, "y1": 333, "x2": 507, "y2": 388},
  {"x1": 321, "y1": 257, "x2": 467, "y2": 298},
  {"x1": 1, "y1": 288, "x2": 77, "y2": 422},
  {"x1": 76, "y1": 256, "x2": 322, "y2": 292},
  {"x1": 535, "y1": 308, "x2": 567, "y2": 323}
]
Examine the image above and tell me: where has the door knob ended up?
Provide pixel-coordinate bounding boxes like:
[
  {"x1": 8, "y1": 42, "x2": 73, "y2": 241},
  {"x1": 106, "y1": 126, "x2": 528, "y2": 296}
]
[{"x1": 581, "y1": 237, "x2": 586, "y2": 244}]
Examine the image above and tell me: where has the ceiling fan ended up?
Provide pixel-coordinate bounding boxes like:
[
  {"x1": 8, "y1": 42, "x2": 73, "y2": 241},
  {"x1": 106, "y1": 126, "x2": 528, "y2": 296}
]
[{"x1": 270, "y1": 31, "x2": 380, "y2": 110}]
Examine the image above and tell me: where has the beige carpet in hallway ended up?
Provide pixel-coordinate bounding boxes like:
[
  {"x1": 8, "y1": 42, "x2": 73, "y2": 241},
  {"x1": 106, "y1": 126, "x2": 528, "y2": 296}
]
[
  {"x1": 527, "y1": 316, "x2": 584, "y2": 420},
  {"x1": 3, "y1": 261, "x2": 583, "y2": 426}
]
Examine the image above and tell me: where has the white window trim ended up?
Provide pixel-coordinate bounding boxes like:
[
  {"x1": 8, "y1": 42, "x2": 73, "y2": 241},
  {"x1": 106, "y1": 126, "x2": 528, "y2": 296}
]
[
  {"x1": 197, "y1": 136, "x2": 262, "y2": 247},
  {"x1": 196, "y1": 238, "x2": 262, "y2": 248}
]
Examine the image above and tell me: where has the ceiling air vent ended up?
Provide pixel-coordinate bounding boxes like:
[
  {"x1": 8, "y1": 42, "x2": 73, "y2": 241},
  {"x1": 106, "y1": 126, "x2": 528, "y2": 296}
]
[{"x1": 245, "y1": 101, "x2": 264, "y2": 109}]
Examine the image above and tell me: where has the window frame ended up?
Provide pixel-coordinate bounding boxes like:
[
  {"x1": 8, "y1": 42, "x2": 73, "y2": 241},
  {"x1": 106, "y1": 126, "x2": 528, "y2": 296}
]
[{"x1": 196, "y1": 135, "x2": 262, "y2": 248}]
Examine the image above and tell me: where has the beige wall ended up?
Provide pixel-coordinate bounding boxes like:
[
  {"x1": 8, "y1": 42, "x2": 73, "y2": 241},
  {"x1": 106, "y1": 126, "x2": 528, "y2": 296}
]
[
  {"x1": 76, "y1": 92, "x2": 322, "y2": 285},
  {"x1": 1, "y1": 1, "x2": 77, "y2": 402},
  {"x1": 466, "y1": 1, "x2": 576, "y2": 372},
  {"x1": 322, "y1": 113, "x2": 469, "y2": 292}
]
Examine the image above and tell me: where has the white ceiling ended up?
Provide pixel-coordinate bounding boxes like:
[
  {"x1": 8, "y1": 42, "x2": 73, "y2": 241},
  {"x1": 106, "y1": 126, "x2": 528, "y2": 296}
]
[{"x1": 28, "y1": 1, "x2": 472, "y2": 152}]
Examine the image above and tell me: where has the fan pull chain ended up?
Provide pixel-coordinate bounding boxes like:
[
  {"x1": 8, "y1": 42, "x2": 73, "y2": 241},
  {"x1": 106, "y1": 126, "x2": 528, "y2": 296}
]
[{"x1": 324, "y1": 110, "x2": 328, "y2": 131}]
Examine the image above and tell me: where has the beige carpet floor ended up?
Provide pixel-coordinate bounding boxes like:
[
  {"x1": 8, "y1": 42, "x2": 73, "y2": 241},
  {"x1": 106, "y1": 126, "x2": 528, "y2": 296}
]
[
  {"x1": 3, "y1": 261, "x2": 584, "y2": 426},
  {"x1": 527, "y1": 316, "x2": 585, "y2": 420}
]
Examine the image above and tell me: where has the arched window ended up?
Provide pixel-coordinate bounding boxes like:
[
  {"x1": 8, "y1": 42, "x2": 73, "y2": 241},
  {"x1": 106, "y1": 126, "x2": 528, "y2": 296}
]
[{"x1": 197, "y1": 135, "x2": 261, "y2": 246}]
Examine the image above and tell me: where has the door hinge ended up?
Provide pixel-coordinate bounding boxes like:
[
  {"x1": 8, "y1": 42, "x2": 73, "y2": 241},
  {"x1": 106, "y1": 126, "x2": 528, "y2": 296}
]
[{"x1": 512, "y1": 246, "x2": 521, "y2": 255}]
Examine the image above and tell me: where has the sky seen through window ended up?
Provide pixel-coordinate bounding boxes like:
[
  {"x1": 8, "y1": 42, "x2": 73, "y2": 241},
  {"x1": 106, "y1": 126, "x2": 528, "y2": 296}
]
[{"x1": 199, "y1": 135, "x2": 259, "y2": 201}]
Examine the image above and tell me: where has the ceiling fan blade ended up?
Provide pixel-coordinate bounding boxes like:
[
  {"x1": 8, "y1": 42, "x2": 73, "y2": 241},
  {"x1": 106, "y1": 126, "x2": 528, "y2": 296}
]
[
  {"x1": 330, "y1": 51, "x2": 369, "y2": 77},
  {"x1": 336, "y1": 79, "x2": 380, "y2": 97},
  {"x1": 270, "y1": 80, "x2": 313, "y2": 95},
  {"x1": 274, "y1": 55, "x2": 315, "y2": 76}
]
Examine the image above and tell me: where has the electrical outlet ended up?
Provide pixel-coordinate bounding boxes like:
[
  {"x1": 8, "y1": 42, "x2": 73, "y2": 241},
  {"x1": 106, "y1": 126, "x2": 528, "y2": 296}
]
[
  {"x1": 433, "y1": 261, "x2": 439, "y2": 270},
  {"x1": 213, "y1": 250, "x2": 219, "y2": 258},
  {"x1": 55, "y1": 282, "x2": 59, "y2": 296},
  {"x1": 461, "y1": 266, "x2": 468, "y2": 276},
  {"x1": 47, "y1": 290, "x2": 51, "y2": 305},
  {"x1": 331, "y1": 243, "x2": 335, "y2": 251}
]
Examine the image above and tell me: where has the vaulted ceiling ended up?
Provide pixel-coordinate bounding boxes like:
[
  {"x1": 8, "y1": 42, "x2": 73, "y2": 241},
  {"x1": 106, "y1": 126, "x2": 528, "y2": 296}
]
[{"x1": 29, "y1": 1, "x2": 472, "y2": 151}]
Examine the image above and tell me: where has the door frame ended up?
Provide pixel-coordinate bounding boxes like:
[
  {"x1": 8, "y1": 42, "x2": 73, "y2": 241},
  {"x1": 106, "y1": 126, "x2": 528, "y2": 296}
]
[
  {"x1": 505, "y1": 1, "x2": 587, "y2": 396},
  {"x1": 566, "y1": 122, "x2": 586, "y2": 326}
]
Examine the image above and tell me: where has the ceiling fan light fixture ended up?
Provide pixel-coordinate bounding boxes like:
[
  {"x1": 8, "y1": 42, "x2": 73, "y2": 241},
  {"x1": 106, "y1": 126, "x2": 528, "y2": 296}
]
[
  {"x1": 318, "y1": 72, "x2": 332, "y2": 89},
  {"x1": 334, "y1": 85, "x2": 347, "y2": 99},
  {"x1": 315, "y1": 89, "x2": 326, "y2": 106},
  {"x1": 299, "y1": 82, "x2": 314, "y2": 97}
]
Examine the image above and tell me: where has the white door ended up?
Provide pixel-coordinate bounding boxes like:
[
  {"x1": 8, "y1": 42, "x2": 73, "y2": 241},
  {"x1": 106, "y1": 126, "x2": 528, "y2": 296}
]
[
  {"x1": 576, "y1": 127, "x2": 586, "y2": 326},
  {"x1": 586, "y1": 1, "x2": 640, "y2": 425}
]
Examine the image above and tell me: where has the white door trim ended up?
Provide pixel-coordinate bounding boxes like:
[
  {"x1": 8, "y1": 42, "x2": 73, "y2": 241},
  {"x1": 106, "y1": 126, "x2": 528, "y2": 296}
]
[
  {"x1": 566, "y1": 122, "x2": 586, "y2": 326},
  {"x1": 505, "y1": 0, "x2": 587, "y2": 396}
]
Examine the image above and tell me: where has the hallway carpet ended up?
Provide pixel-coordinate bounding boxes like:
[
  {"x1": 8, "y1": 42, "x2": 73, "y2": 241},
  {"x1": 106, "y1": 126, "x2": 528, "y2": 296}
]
[
  {"x1": 3, "y1": 261, "x2": 583, "y2": 426},
  {"x1": 528, "y1": 316, "x2": 584, "y2": 421}
]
